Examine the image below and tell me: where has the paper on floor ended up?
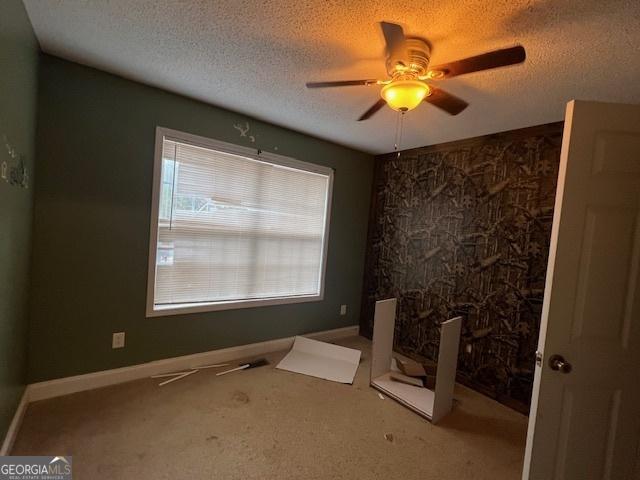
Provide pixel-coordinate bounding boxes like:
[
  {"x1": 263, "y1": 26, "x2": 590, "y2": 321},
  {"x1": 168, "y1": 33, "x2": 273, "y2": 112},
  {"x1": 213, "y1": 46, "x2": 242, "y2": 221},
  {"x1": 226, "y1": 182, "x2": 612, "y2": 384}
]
[{"x1": 276, "y1": 336, "x2": 361, "y2": 384}]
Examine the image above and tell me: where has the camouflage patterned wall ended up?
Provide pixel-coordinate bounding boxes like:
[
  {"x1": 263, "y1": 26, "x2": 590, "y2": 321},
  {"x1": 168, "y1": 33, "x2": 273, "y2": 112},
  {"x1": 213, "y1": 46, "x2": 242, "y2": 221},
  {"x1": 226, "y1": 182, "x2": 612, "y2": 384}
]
[{"x1": 360, "y1": 123, "x2": 564, "y2": 413}]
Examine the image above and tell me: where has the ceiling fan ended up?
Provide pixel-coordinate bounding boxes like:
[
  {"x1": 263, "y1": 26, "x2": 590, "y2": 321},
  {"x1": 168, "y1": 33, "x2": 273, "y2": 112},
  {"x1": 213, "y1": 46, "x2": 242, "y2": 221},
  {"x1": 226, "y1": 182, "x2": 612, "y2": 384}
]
[{"x1": 306, "y1": 22, "x2": 526, "y2": 121}]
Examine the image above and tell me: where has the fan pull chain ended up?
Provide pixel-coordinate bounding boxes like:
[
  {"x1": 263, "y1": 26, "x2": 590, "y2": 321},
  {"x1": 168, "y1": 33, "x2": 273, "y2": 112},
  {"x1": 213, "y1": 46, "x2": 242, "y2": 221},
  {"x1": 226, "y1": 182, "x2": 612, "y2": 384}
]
[
  {"x1": 393, "y1": 112, "x2": 400, "y2": 151},
  {"x1": 394, "y1": 111, "x2": 405, "y2": 158}
]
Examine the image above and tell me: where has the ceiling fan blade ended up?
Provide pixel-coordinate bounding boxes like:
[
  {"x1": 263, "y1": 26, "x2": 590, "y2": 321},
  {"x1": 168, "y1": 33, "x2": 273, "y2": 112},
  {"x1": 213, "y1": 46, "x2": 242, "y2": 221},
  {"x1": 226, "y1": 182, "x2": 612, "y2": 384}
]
[
  {"x1": 380, "y1": 21, "x2": 409, "y2": 66},
  {"x1": 429, "y1": 45, "x2": 526, "y2": 78},
  {"x1": 425, "y1": 87, "x2": 469, "y2": 115},
  {"x1": 358, "y1": 99, "x2": 387, "y2": 121},
  {"x1": 306, "y1": 80, "x2": 378, "y2": 88}
]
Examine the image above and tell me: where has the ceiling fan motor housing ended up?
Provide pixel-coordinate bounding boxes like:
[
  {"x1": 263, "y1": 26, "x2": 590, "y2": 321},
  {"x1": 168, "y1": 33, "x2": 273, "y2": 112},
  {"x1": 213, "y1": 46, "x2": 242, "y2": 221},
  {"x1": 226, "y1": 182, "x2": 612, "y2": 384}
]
[{"x1": 386, "y1": 37, "x2": 431, "y2": 78}]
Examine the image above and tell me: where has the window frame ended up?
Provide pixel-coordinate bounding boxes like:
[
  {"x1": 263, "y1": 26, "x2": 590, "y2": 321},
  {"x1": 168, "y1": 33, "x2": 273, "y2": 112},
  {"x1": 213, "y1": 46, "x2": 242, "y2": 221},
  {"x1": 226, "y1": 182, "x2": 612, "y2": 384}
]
[{"x1": 146, "y1": 126, "x2": 334, "y2": 317}]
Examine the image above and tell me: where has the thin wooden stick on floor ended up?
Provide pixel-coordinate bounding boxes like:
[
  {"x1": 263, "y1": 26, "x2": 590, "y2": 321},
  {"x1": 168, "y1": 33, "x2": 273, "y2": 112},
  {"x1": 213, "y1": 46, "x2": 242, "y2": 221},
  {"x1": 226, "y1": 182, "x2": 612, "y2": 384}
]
[{"x1": 158, "y1": 370, "x2": 198, "y2": 386}]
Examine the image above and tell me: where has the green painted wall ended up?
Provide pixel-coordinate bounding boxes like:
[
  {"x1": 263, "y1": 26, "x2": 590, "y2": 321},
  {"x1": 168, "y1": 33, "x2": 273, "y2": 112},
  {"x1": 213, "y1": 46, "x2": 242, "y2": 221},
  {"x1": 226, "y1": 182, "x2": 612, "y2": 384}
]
[
  {"x1": 0, "y1": 0, "x2": 38, "y2": 439},
  {"x1": 29, "y1": 55, "x2": 373, "y2": 382}
]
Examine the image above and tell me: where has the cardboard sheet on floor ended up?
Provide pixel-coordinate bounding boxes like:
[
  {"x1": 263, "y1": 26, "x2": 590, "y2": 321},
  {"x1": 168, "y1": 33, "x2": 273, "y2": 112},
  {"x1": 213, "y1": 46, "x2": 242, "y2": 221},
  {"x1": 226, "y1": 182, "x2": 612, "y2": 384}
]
[{"x1": 276, "y1": 336, "x2": 361, "y2": 384}]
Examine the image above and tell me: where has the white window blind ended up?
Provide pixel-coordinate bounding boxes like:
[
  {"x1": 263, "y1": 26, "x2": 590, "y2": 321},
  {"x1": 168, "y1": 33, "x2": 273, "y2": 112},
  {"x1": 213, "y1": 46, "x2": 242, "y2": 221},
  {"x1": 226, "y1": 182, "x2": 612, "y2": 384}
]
[{"x1": 147, "y1": 129, "x2": 332, "y2": 315}]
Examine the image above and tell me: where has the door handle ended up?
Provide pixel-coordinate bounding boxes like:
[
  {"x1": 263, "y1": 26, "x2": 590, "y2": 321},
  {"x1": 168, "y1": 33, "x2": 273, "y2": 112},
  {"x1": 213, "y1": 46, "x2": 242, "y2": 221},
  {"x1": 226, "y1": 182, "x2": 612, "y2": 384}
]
[{"x1": 548, "y1": 354, "x2": 572, "y2": 374}]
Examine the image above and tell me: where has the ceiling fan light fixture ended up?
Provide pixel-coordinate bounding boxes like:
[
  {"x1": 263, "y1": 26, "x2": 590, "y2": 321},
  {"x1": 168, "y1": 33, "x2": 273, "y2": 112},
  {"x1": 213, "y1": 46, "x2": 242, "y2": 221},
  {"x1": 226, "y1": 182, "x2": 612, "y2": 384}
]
[
  {"x1": 306, "y1": 22, "x2": 525, "y2": 120},
  {"x1": 381, "y1": 80, "x2": 431, "y2": 112}
]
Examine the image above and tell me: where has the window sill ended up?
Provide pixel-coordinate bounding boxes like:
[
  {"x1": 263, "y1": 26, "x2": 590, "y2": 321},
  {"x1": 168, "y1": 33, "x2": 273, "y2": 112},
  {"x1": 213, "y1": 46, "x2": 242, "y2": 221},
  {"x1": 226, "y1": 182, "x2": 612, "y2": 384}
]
[{"x1": 146, "y1": 293, "x2": 323, "y2": 317}]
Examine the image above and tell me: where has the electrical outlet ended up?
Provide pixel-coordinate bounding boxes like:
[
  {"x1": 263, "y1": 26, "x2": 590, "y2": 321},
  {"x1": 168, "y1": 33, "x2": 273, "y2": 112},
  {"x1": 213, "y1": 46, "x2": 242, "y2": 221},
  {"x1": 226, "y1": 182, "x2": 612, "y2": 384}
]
[
  {"x1": 340, "y1": 304, "x2": 347, "y2": 315},
  {"x1": 112, "y1": 332, "x2": 125, "y2": 349}
]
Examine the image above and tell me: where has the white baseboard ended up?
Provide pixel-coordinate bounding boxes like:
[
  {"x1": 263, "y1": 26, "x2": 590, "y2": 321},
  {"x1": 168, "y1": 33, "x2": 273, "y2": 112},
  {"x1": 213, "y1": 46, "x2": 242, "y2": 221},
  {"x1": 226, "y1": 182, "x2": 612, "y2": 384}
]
[
  {"x1": 1, "y1": 388, "x2": 30, "y2": 455},
  {"x1": 28, "y1": 325, "x2": 359, "y2": 403}
]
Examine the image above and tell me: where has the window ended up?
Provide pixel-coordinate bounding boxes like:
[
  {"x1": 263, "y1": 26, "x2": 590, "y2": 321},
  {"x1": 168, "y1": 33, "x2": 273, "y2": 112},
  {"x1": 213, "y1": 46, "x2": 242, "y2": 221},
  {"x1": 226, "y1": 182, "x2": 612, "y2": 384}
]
[{"x1": 146, "y1": 127, "x2": 333, "y2": 316}]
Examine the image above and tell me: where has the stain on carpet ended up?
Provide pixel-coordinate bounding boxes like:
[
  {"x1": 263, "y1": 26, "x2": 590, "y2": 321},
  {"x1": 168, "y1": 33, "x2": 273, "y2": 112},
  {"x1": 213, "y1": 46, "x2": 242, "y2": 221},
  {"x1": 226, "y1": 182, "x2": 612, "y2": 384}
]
[{"x1": 232, "y1": 391, "x2": 250, "y2": 404}]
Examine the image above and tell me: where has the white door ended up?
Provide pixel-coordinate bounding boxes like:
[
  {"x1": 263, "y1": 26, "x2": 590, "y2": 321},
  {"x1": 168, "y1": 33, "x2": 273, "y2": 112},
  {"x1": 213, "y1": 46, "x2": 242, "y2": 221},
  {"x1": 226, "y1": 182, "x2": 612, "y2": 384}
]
[{"x1": 524, "y1": 100, "x2": 640, "y2": 480}]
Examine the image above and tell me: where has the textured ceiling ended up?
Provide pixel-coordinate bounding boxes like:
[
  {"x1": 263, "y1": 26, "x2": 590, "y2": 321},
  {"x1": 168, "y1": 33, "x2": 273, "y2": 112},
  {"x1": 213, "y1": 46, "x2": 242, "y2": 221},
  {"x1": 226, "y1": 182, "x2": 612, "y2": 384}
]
[{"x1": 23, "y1": 0, "x2": 640, "y2": 154}]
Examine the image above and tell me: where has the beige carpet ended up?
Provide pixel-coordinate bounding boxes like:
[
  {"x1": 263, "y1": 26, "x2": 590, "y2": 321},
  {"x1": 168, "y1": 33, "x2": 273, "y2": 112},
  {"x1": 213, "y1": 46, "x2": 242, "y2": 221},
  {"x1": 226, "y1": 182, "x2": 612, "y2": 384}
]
[{"x1": 14, "y1": 336, "x2": 528, "y2": 479}]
